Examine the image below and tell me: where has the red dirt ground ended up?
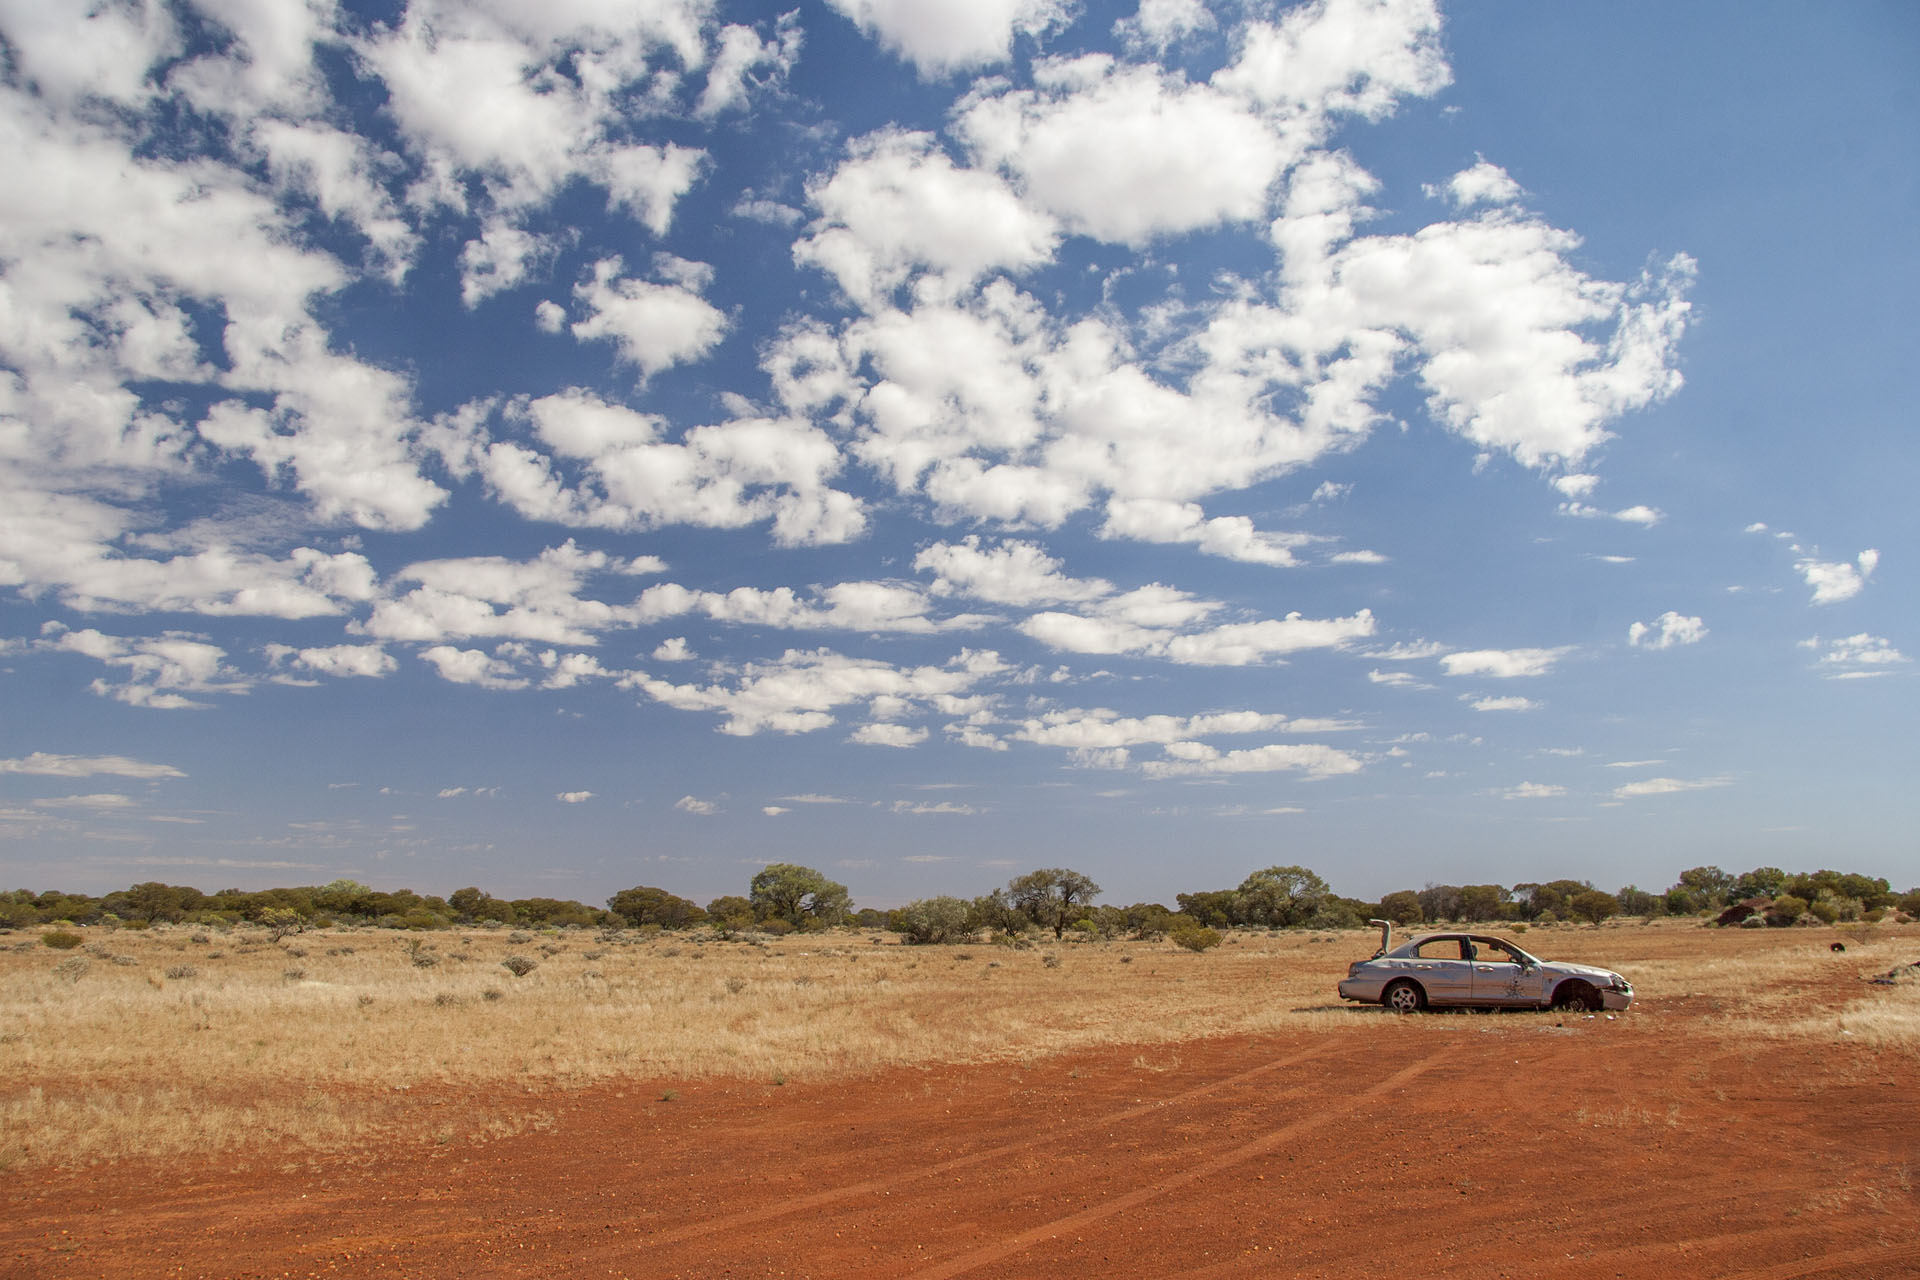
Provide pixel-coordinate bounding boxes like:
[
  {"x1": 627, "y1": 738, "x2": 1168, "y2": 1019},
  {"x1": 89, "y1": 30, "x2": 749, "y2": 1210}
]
[{"x1": 7, "y1": 992, "x2": 1917, "y2": 1280}]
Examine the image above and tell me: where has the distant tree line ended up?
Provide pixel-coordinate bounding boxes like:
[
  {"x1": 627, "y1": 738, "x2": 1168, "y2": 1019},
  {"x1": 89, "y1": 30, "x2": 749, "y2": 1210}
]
[{"x1": 2, "y1": 861, "x2": 1911, "y2": 936}]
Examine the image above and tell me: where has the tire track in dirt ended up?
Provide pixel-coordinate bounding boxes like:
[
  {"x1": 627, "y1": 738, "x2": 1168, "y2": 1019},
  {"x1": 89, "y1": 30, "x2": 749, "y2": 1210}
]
[
  {"x1": 609, "y1": 1040, "x2": 1340, "y2": 1253},
  {"x1": 897, "y1": 1053, "x2": 1442, "y2": 1280}
]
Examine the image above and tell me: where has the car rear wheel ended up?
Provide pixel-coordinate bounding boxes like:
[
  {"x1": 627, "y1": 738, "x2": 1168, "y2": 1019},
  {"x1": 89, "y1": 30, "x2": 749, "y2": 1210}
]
[
  {"x1": 1552, "y1": 980, "x2": 1601, "y2": 1012},
  {"x1": 1383, "y1": 980, "x2": 1425, "y2": 1014}
]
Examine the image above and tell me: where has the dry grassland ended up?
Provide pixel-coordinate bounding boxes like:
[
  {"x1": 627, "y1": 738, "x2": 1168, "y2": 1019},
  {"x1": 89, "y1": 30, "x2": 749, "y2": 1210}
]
[{"x1": 3, "y1": 917, "x2": 1914, "y2": 1170}]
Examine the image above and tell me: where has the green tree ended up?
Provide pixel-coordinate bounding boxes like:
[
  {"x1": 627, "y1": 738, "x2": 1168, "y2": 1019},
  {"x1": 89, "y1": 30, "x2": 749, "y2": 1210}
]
[
  {"x1": 1674, "y1": 866, "x2": 1734, "y2": 907},
  {"x1": 1569, "y1": 890, "x2": 1619, "y2": 925},
  {"x1": 1733, "y1": 866, "x2": 1787, "y2": 900},
  {"x1": 1377, "y1": 890, "x2": 1423, "y2": 926},
  {"x1": 606, "y1": 886, "x2": 707, "y2": 929},
  {"x1": 890, "y1": 896, "x2": 973, "y2": 944},
  {"x1": 706, "y1": 895, "x2": 755, "y2": 927},
  {"x1": 749, "y1": 864, "x2": 851, "y2": 927},
  {"x1": 1007, "y1": 868, "x2": 1101, "y2": 940},
  {"x1": 1456, "y1": 884, "x2": 1508, "y2": 923},
  {"x1": 1173, "y1": 890, "x2": 1236, "y2": 928},
  {"x1": 1235, "y1": 865, "x2": 1329, "y2": 928},
  {"x1": 1616, "y1": 885, "x2": 1661, "y2": 917}
]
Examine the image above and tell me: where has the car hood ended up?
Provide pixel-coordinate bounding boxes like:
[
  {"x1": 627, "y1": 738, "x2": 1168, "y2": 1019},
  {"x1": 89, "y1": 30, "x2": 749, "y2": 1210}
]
[{"x1": 1542, "y1": 960, "x2": 1624, "y2": 982}]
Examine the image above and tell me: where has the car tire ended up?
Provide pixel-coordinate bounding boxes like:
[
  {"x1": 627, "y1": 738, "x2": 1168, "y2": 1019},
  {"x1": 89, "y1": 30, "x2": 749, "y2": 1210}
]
[
  {"x1": 1552, "y1": 980, "x2": 1601, "y2": 1012},
  {"x1": 1383, "y1": 980, "x2": 1425, "y2": 1014}
]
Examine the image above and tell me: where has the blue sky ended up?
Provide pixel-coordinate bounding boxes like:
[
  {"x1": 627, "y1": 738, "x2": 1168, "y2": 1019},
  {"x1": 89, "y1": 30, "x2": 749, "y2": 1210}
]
[{"x1": 2, "y1": 0, "x2": 1914, "y2": 908}]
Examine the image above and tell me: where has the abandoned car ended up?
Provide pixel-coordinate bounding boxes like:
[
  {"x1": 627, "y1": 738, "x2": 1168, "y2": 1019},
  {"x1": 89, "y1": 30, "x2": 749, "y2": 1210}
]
[{"x1": 1337, "y1": 924, "x2": 1633, "y2": 1013}]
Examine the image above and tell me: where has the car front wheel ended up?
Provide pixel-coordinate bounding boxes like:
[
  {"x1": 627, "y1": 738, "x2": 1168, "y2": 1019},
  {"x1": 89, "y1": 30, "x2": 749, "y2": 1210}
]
[
  {"x1": 1552, "y1": 980, "x2": 1601, "y2": 1012},
  {"x1": 1383, "y1": 980, "x2": 1426, "y2": 1014}
]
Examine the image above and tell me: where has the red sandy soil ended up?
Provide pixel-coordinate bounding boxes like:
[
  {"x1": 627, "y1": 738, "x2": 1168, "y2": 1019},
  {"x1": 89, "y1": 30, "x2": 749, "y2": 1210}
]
[{"x1": 7, "y1": 993, "x2": 1917, "y2": 1280}]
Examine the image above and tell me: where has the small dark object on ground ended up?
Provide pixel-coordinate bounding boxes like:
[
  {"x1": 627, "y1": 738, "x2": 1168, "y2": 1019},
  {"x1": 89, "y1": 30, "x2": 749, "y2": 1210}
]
[
  {"x1": 1867, "y1": 961, "x2": 1920, "y2": 986},
  {"x1": 1831, "y1": 942, "x2": 1846, "y2": 952}
]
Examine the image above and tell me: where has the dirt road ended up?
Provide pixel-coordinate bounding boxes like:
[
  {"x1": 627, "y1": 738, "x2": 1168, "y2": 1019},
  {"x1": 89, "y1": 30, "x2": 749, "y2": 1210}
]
[{"x1": 7, "y1": 996, "x2": 1916, "y2": 1279}]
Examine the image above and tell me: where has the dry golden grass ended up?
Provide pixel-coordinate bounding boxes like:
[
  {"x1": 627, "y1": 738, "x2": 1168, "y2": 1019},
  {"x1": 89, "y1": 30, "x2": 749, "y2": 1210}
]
[{"x1": 2, "y1": 916, "x2": 1912, "y2": 1168}]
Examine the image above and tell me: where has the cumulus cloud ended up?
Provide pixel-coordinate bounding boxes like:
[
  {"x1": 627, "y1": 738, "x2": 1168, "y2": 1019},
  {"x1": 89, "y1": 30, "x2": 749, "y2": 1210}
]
[
  {"x1": 363, "y1": 541, "x2": 661, "y2": 646},
  {"x1": 626, "y1": 647, "x2": 1008, "y2": 736},
  {"x1": 265, "y1": 644, "x2": 398, "y2": 678},
  {"x1": 1503, "y1": 782, "x2": 1564, "y2": 799},
  {"x1": 674, "y1": 794, "x2": 718, "y2": 814},
  {"x1": 825, "y1": 0, "x2": 1070, "y2": 76},
  {"x1": 1440, "y1": 647, "x2": 1572, "y2": 679},
  {"x1": 1140, "y1": 742, "x2": 1363, "y2": 779},
  {"x1": 446, "y1": 390, "x2": 866, "y2": 547},
  {"x1": 570, "y1": 257, "x2": 729, "y2": 380},
  {"x1": 419, "y1": 645, "x2": 530, "y2": 689},
  {"x1": 1628, "y1": 613, "x2": 1706, "y2": 650},
  {"x1": 1796, "y1": 549, "x2": 1878, "y2": 605},
  {"x1": 558, "y1": 790, "x2": 595, "y2": 804},
  {"x1": 1468, "y1": 695, "x2": 1538, "y2": 712},
  {"x1": 1806, "y1": 633, "x2": 1909, "y2": 679}
]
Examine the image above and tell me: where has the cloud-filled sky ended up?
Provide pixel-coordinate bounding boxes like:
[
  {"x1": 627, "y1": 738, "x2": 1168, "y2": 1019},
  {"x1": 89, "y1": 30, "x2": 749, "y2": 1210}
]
[{"x1": 3, "y1": 0, "x2": 1915, "y2": 905}]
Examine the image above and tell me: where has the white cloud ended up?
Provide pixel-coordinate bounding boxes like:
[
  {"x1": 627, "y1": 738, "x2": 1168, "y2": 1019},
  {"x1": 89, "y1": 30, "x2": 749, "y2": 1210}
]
[
  {"x1": 1809, "y1": 632, "x2": 1909, "y2": 679},
  {"x1": 1796, "y1": 549, "x2": 1878, "y2": 605},
  {"x1": 31, "y1": 793, "x2": 138, "y2": 809},
  {"x1": 1503, "y1": 782, "x2": 1564, "y2": 800},
  {"x1": 558, "y1": 790, "x2": 595, "y2": 804},
  {"x1": 916, "y1": 537, "x2": 1110, "y2": 606},
  {"x1": 695, "y1": 17, "x2": 802, "y2": 119},
  {"x1": 1114, "y1": 0, "x2": 1214, "y2": 53},
  {"x1": 570, "y1": 257, "x2": 728, "y2": 380},
  {"x1": 1613, "y1": 776, "x2": 1733, "y2": 799},
  {"x1": 264, "y1": 643, "x2": 398, "y2": 678},
  {"x1": 1367, "y1": 669, "x2": 1427, "y2": 689},
  {"x1": 1440, "y1": 160, "x2": 1523, "y2": 210},
  {"x1": 41, "y1": 627, "x2": 249, "y2": 709},
  {"x1": 674, "y1": 794, "x2": 717, "y2": 814},
  {"x1": 1627, "y1": 613, "x2": 1707, "y2": 650},
  {"x1": 0, "y1": 752, "x2": 184, "y2": 779},
  {"x1": 890, "y1": 799, "x2": 979, "y2": 815},
  {"x1": 797, "y1": 129, "x2": 1060, "y2": 306},
  {"x1": 1440, "y1": 647, "x2": 1572, "y2": 679},
  {"x1": 635, "y1": 579, "x2": 978, "y2": 635},
  {"x1": 1468, "y1": 695, "x2": 1538, "y2": 712},
  {"x1": 958, "y1": 56, "x2": 1291, "y2": 245},
  {"x1": 626, "y1": 647, "x2": 1008, "y2": 736},
  {"x1": 851, "y1": 723, "x2": 929, "y2": 747},
  {"x1": 455, "y1": 390, "x2": 865, "y2": 547},
  {"x1": 825, "y1": 0, "x2": 1070, "y2": 76},
  {"x1": 1140, "y1": 742, "x2": 1363, "y2": 779},
  {"x1": 761, "y1": 805, "x2": 790, "y2": 816},
  {"x1": 419, "y1": 645, "x2": 529, "y2": 690},
  {"x1": 1560, "y1": 500, "x2": 1663, "y2": 526},
  {"x1": 364, "y1": 541, "x2": 659, "y2": 646}
]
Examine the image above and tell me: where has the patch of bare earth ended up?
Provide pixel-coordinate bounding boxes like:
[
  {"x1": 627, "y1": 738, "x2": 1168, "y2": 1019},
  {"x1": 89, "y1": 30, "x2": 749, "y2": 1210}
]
[{"x1": 6, "y1": 960, "x2": 1917, "y2": 1280}]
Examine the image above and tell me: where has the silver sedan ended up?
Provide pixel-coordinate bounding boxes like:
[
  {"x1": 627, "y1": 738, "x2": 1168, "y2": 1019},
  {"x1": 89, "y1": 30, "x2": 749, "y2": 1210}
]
[{"x1": 1337, "y1": 929, "x2": 1633, "y2": 1013}]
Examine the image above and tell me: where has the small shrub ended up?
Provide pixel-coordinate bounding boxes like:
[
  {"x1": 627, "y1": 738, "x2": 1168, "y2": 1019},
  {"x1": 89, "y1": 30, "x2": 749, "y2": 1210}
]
[
  {"x1": 41, "y1": 931, "x2": 83, "y2": 951},
  {"x1": 1170, "y1": 924, "x2": 1222, "y2": 953},
  {"x1": 500, "y1": 955, "x2": 537, "y2": 977},
  {"x1": 433, "y1": 992, "x2": 460, "y2": 1007},
  {"x1": 53, "y1": 956, "x2": 90, "y2": 981},
  {"x1": 357, "y1": 993, "x2": 376, "y2": 1007},
  {"x1": 482, "y1": 988, "x2": 503, "y2": 1001},
  {"x1": 507, "y1": 931, "x2": 532, "y2": 944},
  {"x1": 1042, "y1": 953, "x2": 1062, "y2": 969},
  {"x1": 283, "y1": 968, "x2": 306, "y2": 981},
  {"x1": 1511, "y1": 922, "x2": 1528, "y2": 934},
  {"x1": 165, "y1": 964, "x2": 198, "y2": 980},
  {"x1": 110, "y1": 954, "x2": 138, "y2": 966},
  {"x1": 189, "y1": 933, "x2": 211, "y2": 945},
  {"x1": 724, "y1": 976, "x2": 747, "y2": 994},
  {"x1": 412, "y1": 952, "x2": 440, "y2": 968}
]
